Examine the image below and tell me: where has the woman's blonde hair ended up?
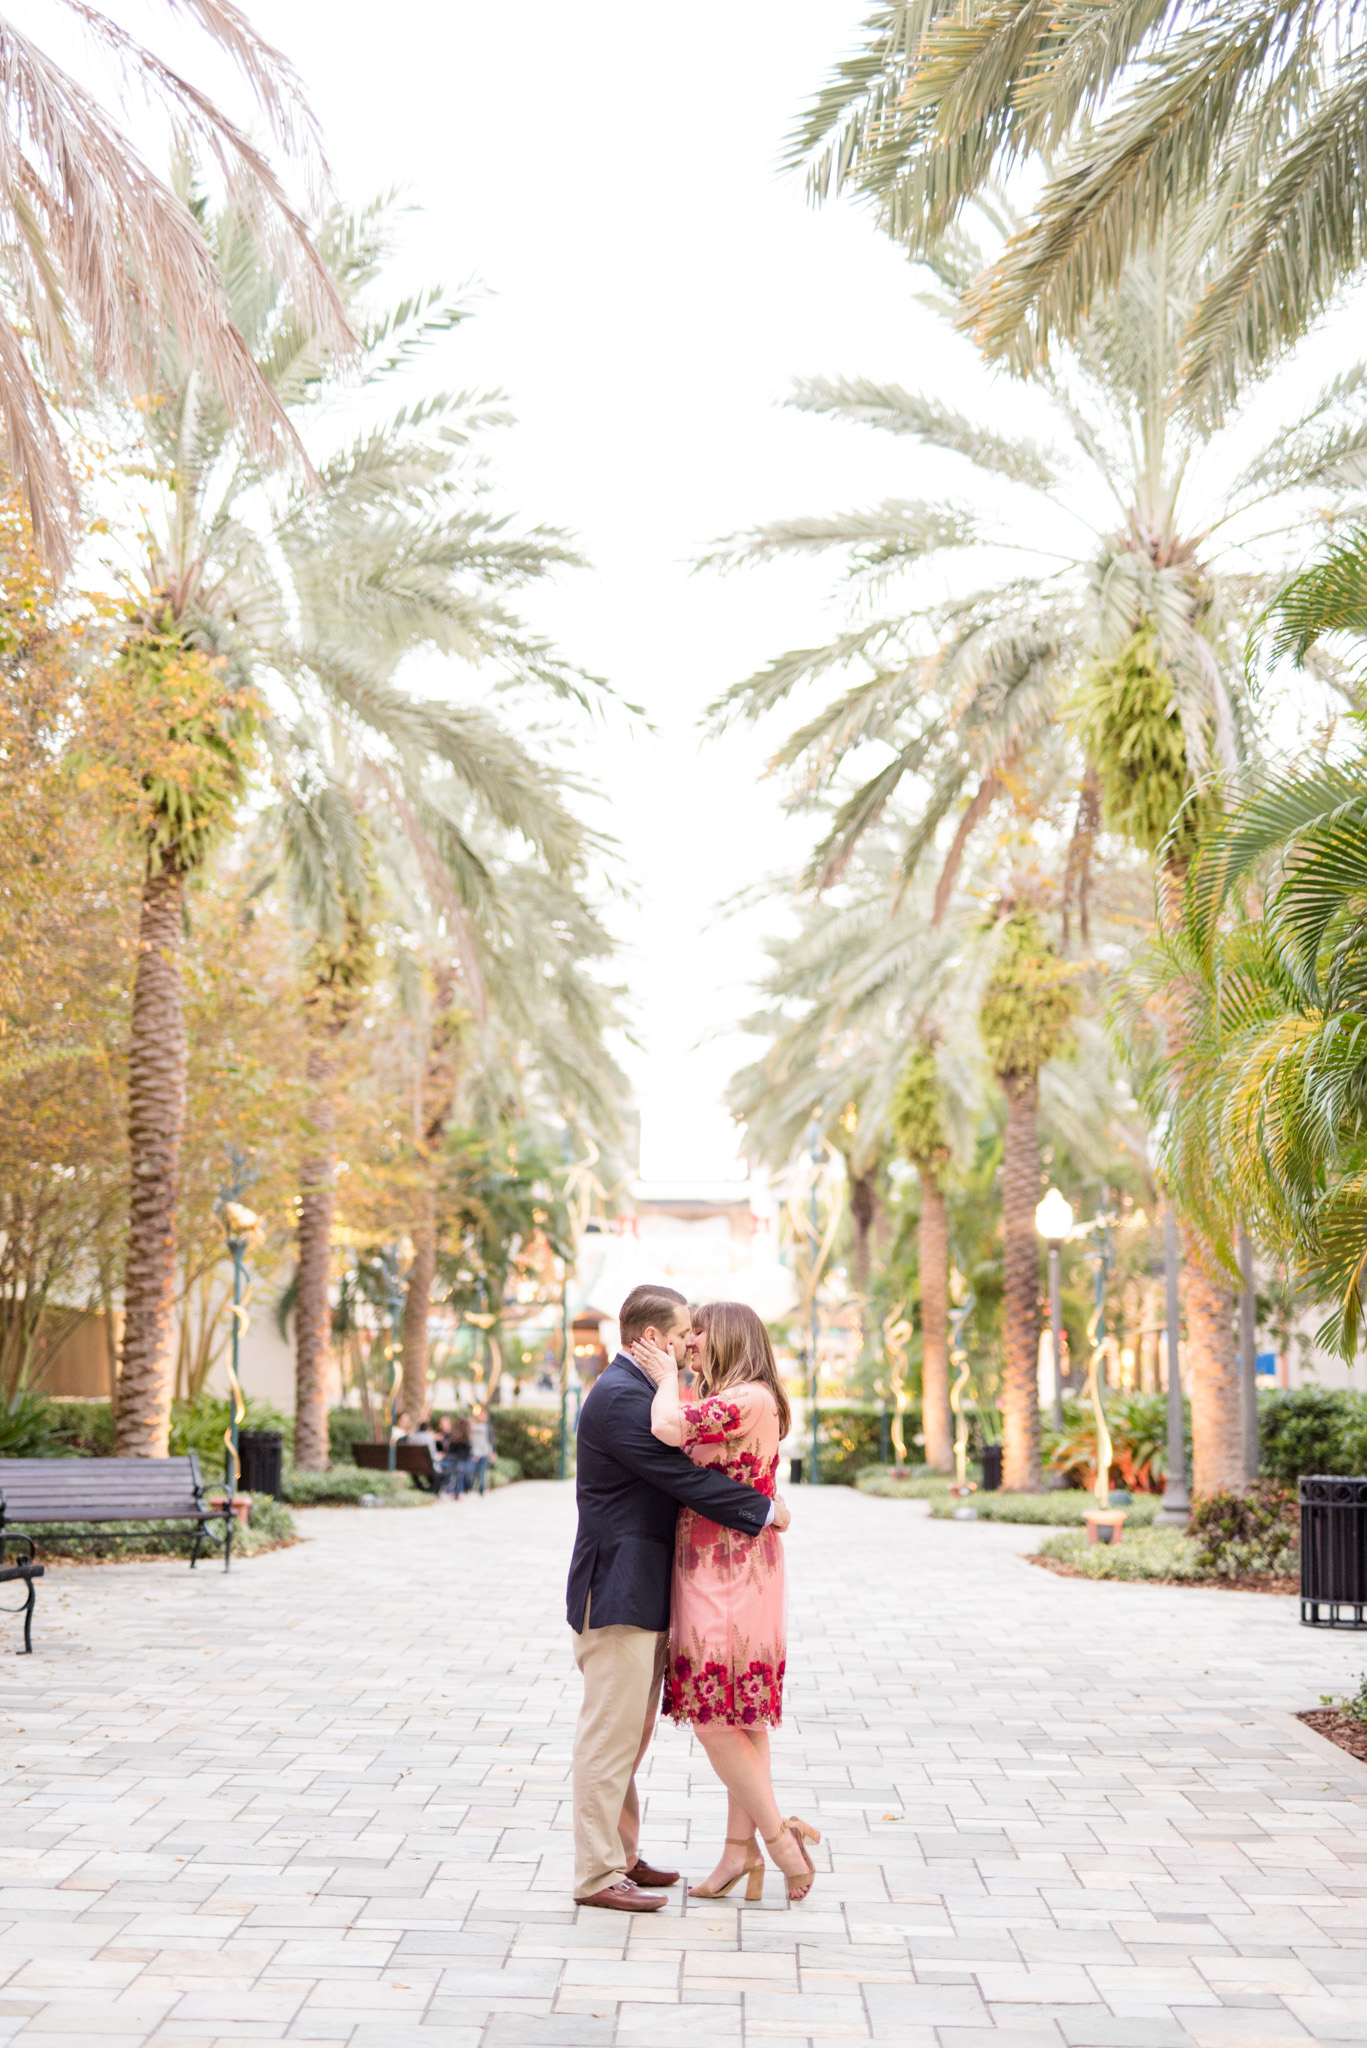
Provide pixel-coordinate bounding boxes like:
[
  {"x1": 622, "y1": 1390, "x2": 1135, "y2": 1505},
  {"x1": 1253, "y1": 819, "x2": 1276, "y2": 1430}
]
[{"x1": 692, "y1": 1301, "x2": 790, "y2": 1438}]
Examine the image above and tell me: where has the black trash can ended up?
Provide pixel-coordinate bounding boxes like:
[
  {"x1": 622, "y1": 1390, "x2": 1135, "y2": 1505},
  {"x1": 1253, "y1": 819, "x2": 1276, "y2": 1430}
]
[
  {"x1": 1300, "y1": 1475, "x2": 1367, "y2": 1628},
  {"x1": 789, "y1": 1456, "x2": 804, "y2": 1486},
  {"x1": 980, "y1": 1444, "x2": 1003, "y2": 1492},
  {"x1": 237, "y1": 1429, "x2": 284, "y2": 1501}
]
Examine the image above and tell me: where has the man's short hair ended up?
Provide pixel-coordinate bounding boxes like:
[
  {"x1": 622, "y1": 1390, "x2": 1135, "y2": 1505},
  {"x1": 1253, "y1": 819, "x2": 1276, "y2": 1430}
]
[{"x1": 618, "y1": 1284, "x2": 688, "y2": 1349}]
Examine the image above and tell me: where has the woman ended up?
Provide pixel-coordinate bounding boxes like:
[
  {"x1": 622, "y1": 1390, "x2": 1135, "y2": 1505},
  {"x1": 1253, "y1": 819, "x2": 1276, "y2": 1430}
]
[
  {"x1": 468, "y1": 1405, "x2": 493, "y2": 1495},
  {"x1": 631, "y1": 1300, "x2": 819, "y2": 1904}
]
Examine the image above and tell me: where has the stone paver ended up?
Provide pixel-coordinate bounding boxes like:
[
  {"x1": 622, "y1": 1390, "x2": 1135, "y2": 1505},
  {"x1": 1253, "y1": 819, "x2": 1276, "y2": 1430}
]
[{"x1": 2, "y1": 1483, "x2": 1367, "y2": 2046}]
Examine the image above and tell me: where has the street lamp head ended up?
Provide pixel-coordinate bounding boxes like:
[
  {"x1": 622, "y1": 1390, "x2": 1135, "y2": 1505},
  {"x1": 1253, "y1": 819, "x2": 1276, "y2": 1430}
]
[
  {"x1": 1035, "y1": 1188, "x2": 1074, "y2": 1242},
  {"x1": 223, "y1": 1202, "x2": 258, "y2": 1236}
]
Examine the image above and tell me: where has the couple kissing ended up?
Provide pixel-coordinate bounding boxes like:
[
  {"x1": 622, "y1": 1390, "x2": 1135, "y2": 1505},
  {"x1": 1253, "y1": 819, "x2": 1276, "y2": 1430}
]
[{"x1": 566, "y1": 1284, "x2": 819, "y2": 1911}]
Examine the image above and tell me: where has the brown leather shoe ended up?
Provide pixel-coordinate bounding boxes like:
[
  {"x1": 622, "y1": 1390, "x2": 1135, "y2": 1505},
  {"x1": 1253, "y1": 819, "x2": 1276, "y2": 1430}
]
[
  {"x1": 626, "y1": 1857, "x2": 680, "y2": 1888},
  {"x1": 576, "y1": 1878, "x2": 667, "y2": 1912}
]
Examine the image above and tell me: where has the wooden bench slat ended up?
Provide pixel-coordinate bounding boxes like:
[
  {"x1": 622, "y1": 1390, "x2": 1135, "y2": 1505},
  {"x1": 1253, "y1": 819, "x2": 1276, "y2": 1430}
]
[{"x1": 0, "y1": 1457, "x2": 209, "y2": 1527}]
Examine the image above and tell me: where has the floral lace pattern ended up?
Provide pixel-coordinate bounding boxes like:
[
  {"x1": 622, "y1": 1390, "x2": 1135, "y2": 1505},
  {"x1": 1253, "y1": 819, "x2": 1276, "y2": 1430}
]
[
  {"x1": 663, "y1": 1645, "x2": 786, "y2": 1726},
  {"x1": 664, "y1": 1381, "x2": 786, "y2": 1729}
]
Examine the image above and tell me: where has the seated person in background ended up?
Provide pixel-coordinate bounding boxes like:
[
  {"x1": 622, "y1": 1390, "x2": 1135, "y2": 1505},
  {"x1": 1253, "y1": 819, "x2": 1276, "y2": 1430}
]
[
  {"x1": 393, "y1": 1412, "x2": 444, "y2": 1491},
  {"x1": 435, "y1": 1412, "x2": 473, "y2": 1498}
]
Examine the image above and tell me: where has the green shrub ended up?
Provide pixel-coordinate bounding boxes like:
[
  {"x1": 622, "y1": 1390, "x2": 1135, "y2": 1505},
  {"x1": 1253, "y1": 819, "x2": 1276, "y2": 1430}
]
[
  {"x1": 17, "y1": 1492, "x2": 296, "y2": 1560},
  {"x1": 932, "y1": 1491, "x2": 1160, "y2": 1526},
  {"x1": 1259, "y1": 1388, "x2": 1367, "y2": 1484},
  {"x1": 1037, "y1": 1526, "x2": 1205, "y2": 1580},
  {"x1": 1324, "y1": 1673, "x2": 1367, "y2": 1724},
  {"x1": 327, "y1": 1406, "x2": 375, "y2": 1462},
  {"x1": 169, "y1": 1392, "x2": 290, "y2": 1477},
  {"x1": 490, "y1": 1455, "x2": 521, "y2": 1488},
  {"x1": 1043, "y1": 1392, "x2": 1182, "y2": 1493},
  {"x1": 283, "y1": 1466, "x2": 406, "y2": 1507},
  {"x1": 490, "y1": 1406, "x2": 560, "y2": 1479},
  {"x1": 0, "y1": 1390, "x2": 61, "y2": 1456},
  {"x1": 44, "y1": 1399, "x2": 116, "y2": 1456},
  {"x1": 855, "y1": 1465, "x2": 955, "y2": 1501},
  {"x1": 1189, "y1": 1481, "x2": 1299, "y2": 1578},
  {"x1": 812, "y1": 1405, "x2": 909, "y2": 1485},
  {"x1": 239, "y1": 1494, "x2": 297, "y2": 1548}
]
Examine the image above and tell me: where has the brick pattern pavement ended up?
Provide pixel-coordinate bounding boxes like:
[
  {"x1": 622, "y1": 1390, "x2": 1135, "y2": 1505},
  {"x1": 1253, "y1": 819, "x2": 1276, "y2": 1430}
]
[{"x1": 2, "y1": 1482, "x2": 1366, "y2": 2047}]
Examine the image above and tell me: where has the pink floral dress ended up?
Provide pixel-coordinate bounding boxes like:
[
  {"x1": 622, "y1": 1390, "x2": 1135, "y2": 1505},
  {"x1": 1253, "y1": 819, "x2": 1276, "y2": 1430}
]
[{"x1": 662, "y1": 1383, "x2": 786, "y2": 1728}]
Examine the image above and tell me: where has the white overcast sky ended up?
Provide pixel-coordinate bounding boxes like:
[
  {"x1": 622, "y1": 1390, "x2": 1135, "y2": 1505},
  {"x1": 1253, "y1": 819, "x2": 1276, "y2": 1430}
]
[
  {"x1": 258, "y1": 0, "x2": 972, "y2": 1183},
  {"x1": 60, "y1": 0, "x2": 1354, "y2": 1183}
]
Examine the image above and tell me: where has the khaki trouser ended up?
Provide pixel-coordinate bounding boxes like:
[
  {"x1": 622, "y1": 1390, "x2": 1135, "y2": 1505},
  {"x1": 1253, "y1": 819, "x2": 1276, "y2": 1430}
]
[{"x1": 570, "y1": 1594, "x2": 667, "y2": 1898}]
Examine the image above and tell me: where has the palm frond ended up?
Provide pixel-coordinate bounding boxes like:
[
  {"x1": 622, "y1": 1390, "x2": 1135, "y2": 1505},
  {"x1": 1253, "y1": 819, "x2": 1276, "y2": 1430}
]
[{"x1": 789, "y1": 375, "x2": 1060, "y2": 488}]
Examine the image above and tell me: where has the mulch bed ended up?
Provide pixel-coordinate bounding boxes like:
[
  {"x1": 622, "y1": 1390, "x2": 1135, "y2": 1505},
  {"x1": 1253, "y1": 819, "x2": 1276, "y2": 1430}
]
[
  {"x1": 1028, "y1": 1554, "x2": 1299, "y2": 1594},
  {"x1": 1298, "y1": 1707, "x2": 1367, "y2": 1764}
]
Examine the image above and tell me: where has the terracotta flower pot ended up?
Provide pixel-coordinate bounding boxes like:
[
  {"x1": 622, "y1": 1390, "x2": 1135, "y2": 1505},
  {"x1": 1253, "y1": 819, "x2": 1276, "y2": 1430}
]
[
  {"x1": 209, "y1": 1493, "x2": 252, "y2": 1527},
  {"x1": 1084, "y1": 1508, "x2": 1127, "y2": 1546}
]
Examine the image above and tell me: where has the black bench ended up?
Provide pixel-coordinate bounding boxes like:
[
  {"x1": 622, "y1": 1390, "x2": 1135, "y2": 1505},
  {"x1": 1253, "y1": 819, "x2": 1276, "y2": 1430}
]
[
  {"x1": 0, "y1": 1457, "x2": 230, "y2": 1640},
  {"x1": 351, "y1": 1441, "x2": 442, "y2": 1491},
  {"x1": 0, "y1": 1558, "x2": 43, "y2": 1654}
]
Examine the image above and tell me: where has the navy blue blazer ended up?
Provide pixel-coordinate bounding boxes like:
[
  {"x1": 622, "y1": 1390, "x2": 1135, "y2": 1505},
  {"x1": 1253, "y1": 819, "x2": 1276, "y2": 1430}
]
[{"x1": 566, "y1": 1352, "x2": 772, "y2": 1632}]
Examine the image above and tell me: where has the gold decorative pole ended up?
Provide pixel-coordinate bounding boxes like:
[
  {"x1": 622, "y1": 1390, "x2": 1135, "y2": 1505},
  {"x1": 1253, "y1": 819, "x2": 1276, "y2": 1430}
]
[
  {"x1": 1079, "y1": 1210, "x2": 1123, "y2": 1544},
  {"x1": 881, "y1": 1310, "x2": 912, "y2": 1467},
  {"x1": 948, "y1": 1285, "x2": 976, "y2": 1510}
]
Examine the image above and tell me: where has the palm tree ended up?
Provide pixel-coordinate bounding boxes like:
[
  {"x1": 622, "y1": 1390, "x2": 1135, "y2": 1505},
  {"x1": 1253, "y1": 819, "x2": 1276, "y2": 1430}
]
[
  {"x1": 790, "y1": 1, "x2": 1367, "y2": 406},
  {"x1": 978, "y1": 909, "x2": 1078, "y2": 1491},
  {"x1": 1137, "y1": 523, "x2": 1367, "y2": 1370},
  {"x1": 710, "y1": 212, "x2": 1367, "y2": 906},
  {"x1": 0, "y1": 2, "x2": 349, "y2": 572},
  {"x1": 292, "y1": 900, "x2": 377, "y2": 1471},
  {"x1": 710, "y1": 210, "x2": 1367, "y2": 1488},
  {"x1": 388, "y1": 819, "x2": 627, "y2": 1431},
  {"x1": 729, "y1": 828, "x2": 1129, "y2": 1470},
  {"x1": 890, "y1": 1044, "x2": 954, "y2": 1472},
  {"x1": 107, "y1": 196, "x2": 597, "y2": 1457}
]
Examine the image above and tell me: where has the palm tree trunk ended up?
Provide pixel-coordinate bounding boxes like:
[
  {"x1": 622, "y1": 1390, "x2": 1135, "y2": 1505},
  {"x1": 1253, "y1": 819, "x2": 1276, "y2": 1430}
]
[
  {"x1": 918, "y1": 1170, "x2": 953, "y2": 1472},
  {"x1": 849, "y1": 1167, "x2": 876, "y2": 1295},
  {"x1": 399, "y1": 967, "x2": 459, "y2": 1423},
  {"x1": 117, "y1": 862, "x2": 186, "y2": 1457},
  {"x1": 1000, "y1": 1071, "x2": 1043, "y2": 1491},
  {"x1": 399, "y1": 1182, "x2": 436, "y2": 1421},
  {"x1": 1182, "y1": 1228, "x2": 1242, "y2": 1496},
  {"x1": 1156, "y1": 852, "x2": 1247, "y2": 1495},
  {"x1": 294, "y1": 1044, "x2": 335, "y2": 1472}
]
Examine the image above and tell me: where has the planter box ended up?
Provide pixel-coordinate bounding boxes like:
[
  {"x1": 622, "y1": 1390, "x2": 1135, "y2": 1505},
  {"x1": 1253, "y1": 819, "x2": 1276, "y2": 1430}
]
[{"x1": 1084, "y1": 1508, "x2": 1127, "y2": 1546}]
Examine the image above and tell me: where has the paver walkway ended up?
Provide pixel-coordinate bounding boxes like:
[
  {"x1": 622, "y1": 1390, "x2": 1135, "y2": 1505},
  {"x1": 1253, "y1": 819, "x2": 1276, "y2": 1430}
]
[{"x1": 2, "y1": 1483, "x2": 1367, "y2": 2048}]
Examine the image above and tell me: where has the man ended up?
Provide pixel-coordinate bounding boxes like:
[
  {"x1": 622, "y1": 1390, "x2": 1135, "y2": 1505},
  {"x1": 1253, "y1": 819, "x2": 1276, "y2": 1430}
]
[{"x1": 566, "y1": 1283, "x2": 788, "y2": 1913}]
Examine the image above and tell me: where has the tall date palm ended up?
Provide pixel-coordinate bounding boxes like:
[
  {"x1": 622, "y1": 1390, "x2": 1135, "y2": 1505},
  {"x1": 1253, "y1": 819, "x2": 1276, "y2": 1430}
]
[
  {"x1": 108, "y1": 195, "x2": 593, "y2": 1456},
  {"x1": 791, "y1": 1, "x2": 1367, "y2": 407},
  {"x1": 0, "y1": 0, "x2": 349, "y2": 571}
]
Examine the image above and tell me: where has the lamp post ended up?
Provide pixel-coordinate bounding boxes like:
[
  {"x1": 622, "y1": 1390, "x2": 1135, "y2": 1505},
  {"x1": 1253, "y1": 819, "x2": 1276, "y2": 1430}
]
[
  {"x1": 220, "y1": 1200, "x2": 257, "y2": 1568},
  {"x1": 1034, "y1": 1188, "x2": 1074, "y2": 1435},
  {"x1": 1154, "y1": 1204, "x2": 1191, "y2": 1527},
  {"x1": 379, "y1": 1246, "x2": 404, "y2": 1469},
  {"x1": 804, "y1": 1118, "x2": 823, "y2": 1486}
]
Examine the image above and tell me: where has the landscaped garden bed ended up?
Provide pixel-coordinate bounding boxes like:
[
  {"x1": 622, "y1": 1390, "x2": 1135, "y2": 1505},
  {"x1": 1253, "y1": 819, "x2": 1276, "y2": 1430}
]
[
  {"x1": 1028, "y1": 1482, "x2": 1300, "y2": 1591},
  {"x1": 1298, "y1": 1708, "x2": 1367, "y2": 1763},
  {"x1": 1031, "y1": 1527, "x2": 1297, "y2": 1591},
  {"x1": 935, "y1": 1491, "x2": 1160, "y2": 1525},
  {"x1": 1299, "y1": 1678, "x2": 1367, "y2": 1764},
  {"x1": 29, "y1": 1491, "x2": 298, "y2": 1563}
]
